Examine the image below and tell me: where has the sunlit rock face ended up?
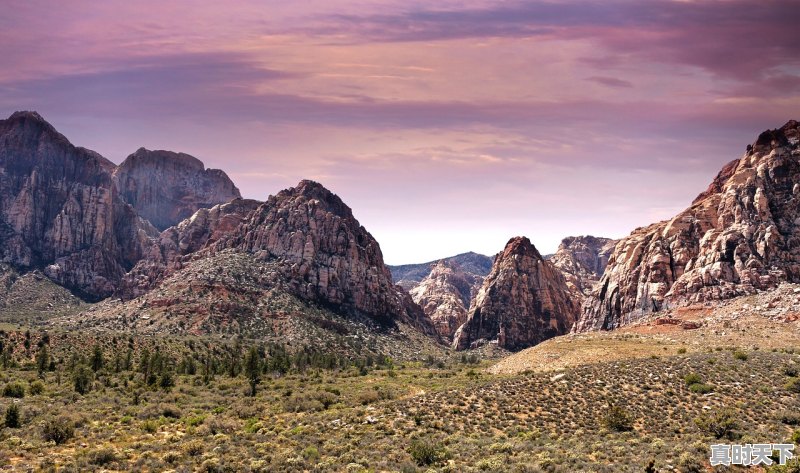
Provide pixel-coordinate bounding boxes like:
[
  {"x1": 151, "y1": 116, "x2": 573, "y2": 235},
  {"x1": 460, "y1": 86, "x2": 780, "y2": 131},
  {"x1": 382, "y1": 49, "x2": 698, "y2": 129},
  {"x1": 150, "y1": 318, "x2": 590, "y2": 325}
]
[{"x1": 576, "y1": 120, "x2": 800, "y2": 332}]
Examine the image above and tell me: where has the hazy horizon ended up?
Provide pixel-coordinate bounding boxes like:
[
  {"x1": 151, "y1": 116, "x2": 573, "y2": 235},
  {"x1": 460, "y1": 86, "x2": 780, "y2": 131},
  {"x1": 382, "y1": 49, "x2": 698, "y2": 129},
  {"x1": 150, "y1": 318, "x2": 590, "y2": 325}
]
[{"x1": 2, "y1": 0, "x2": 797, "y2": 264}]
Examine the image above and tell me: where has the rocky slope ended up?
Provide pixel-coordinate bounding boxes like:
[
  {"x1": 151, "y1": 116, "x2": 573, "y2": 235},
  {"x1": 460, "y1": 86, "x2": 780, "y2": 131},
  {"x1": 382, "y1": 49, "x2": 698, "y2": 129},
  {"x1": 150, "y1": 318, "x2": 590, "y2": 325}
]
[
  {"x1": 0, "y1": 111, "x2": 157, "y2": 300},
  {"x1": 575, "y1": 120, "x2": 800, "y2": 332},
  {"x1": 453, "y1": 236, "x2": 580, "y2": 351},
  {"x1": 409, "y1": 260, "x2": 481, "y2": 341},
  {"x1": 389, "y1": 252, "x2": 492, "y2": 291},
  {"x1": 108, "y1": 180, "x2": 438, "y2": 337},
  {"x1": 114, "y1": 148, "x2": 240, "y2": 230},
  {"x1": 549, "y1": 235, "x2": 615, "y2": 297}
]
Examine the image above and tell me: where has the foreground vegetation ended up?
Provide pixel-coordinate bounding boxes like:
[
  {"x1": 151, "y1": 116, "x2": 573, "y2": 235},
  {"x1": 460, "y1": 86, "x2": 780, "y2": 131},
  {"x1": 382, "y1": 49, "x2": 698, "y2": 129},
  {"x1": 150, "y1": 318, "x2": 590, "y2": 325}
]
[{"x1": 1, "y1": 327, "x2": 800, "y2": 471}]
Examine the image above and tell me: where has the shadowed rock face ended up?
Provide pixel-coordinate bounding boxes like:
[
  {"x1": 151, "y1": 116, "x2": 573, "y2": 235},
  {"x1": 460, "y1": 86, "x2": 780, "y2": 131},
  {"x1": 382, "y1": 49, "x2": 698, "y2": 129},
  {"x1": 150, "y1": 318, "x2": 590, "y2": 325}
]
[
  {"x1": 0, "y1": 111, "x2": 157, "y2": 300},
  {"x1": 549, "y1": 235, "x2": 616, "y2": 297},
  {"x1": 114, "y1": 148, "x2": 240, "y2": 230},
  {"x1": 453, "y1": 236, "x2": 580, "y2": 351},
  {"x1": 575, "y1": 120, "x2": 800, "y2": 332}
]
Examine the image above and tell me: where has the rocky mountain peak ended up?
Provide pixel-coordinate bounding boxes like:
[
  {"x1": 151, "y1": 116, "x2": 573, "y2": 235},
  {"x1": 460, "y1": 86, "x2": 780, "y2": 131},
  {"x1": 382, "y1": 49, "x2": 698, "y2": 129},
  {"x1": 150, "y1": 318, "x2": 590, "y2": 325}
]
[
  {"x1": 114, "y1": 147, "x2": 241, "y2": 230},
  {"x1": 502, "y1": 236, "x2": 543, "y2": 260},
  {"x1": 453, "y1": 236, "x2": 580, "y2": 351},
  {"x1": 280, "y1": 179, "x2": 355, "y2": 221}
]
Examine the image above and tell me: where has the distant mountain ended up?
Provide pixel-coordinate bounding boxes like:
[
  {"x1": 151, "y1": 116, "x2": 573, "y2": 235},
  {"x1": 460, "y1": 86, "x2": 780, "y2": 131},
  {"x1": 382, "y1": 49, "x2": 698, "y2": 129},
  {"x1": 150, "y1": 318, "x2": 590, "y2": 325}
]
[
  {"x1": 576, "y1": 120, "x2": 800, "y2": 332},
  {"x1": 389, "y1": 252, "x2": 493, "y2": 290}
]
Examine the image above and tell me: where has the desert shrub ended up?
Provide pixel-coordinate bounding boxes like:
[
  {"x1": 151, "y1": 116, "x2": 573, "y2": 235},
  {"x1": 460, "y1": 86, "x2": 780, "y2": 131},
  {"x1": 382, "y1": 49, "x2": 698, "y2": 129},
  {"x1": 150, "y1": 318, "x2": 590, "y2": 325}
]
[
  {"x1": 601, "y1": 404, "x2": 634, "y2": 432},
  {"x1": 779, "y1": 411, "x2": 800, "y2": 425},
  {"x1": 784, "y1": 365, "x2": 799, "y2": 377},
  {"x1": 4, "y1": 404, "x2": 20, "y2": 428},
  {"x1": 409, "y1": 439, "x2": 449, "y2": 466},
  {"x1": 161, "y1": 404, "x2": 182, "y2": 419},
  {"x1": 785, "y1": 378, "x2": 800, "y2": 393},
  {"x1": 2, "y1": 382, "x2": 25, "y2": 398},
  {"x1": 683, "y1": 373, "x2": 702, "y2": 386},
  {"x1": 733, "y1": 350, "x2": 748, "y2": 361},
  {"x1": 677, "y1": 451, "x2": 703, "y2": 473},
  {"x1": 141, "y1": 420, "x2": 158, "y2": 433},
  {"x1": 689, "y1": 383, "x2": 714, "y2": 394},
  {"x1": 28, "y1": 380, "x2": 44, "y2": 395},
  {"x1": 694, "y1": 408, "x2": 738, "y2": 439},
  {"x1": 42, "y1": 417, "x2": 75, "y2": 445},
  {"x1": 183, "y1": 439, "x2": 204, "y2": 456},
  {"x1": 677, "y1": 347, "x2": 687, "y2": 354},
  {"x1": 87, "y1": 447, "x2": 117, "y2": 466}
]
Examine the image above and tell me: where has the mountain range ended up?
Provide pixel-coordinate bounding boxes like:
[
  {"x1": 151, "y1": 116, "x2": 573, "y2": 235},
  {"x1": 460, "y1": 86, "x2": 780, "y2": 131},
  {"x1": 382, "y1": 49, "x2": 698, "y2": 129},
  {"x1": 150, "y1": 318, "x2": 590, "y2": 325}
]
[{"x1": 2, "y1": 110, "x2": 799, "y2": 355}]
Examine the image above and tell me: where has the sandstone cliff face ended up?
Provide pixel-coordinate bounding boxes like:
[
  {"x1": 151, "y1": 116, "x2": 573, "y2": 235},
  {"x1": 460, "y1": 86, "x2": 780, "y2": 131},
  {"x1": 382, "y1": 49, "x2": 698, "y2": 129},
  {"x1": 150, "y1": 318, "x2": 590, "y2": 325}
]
[
  {"x1": 114, "y1": 148, "x2": 240, "y2": 230},
  {"x1": 453, "y1": 236, "x2": 580, "y2": 351},
  {"x1": 549, "y1": 235, "x2": 615, "y2": 296},
  {"x1": 0, "y1": 111, "x2": 156, "y2": 300},
  {"x1": 409, "y1": 260, "x2": 481, "y2": 341},
  {"x1": 575, "y1": 120, "x2": 800, "y2": 332}
]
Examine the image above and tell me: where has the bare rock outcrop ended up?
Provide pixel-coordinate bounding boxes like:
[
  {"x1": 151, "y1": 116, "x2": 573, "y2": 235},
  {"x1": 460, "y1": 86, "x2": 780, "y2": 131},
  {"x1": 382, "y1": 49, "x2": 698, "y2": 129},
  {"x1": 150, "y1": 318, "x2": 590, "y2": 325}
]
[
  {"x1": 575, "y1": 120, "x2": 800, "y2": 331},
  {"x1": 549, "y1": 235, "x2": 616, "y2": 296},
  {"x1": 453, "y1": 236, "x2": 580, "y2": 351},
  {"x1": 114, "y1": 148, "x2": 240, "y2": 230},
  {"x1": 0, "y1": 111, "x2": 156, "y2": 300}
]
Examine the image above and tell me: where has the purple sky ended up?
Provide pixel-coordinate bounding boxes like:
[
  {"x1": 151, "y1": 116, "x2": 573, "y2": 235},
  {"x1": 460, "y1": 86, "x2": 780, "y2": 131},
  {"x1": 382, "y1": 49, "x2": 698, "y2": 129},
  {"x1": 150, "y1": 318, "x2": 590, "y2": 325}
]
[{"x1": 1, "y1": 1, "x2": 798, "y2": 263}]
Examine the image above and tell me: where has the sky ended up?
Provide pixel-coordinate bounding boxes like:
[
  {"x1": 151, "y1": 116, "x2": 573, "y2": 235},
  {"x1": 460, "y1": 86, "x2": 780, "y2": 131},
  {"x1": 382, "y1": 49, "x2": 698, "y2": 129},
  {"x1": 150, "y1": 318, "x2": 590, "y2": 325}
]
[{"x1": 1, "y1": 1, "x2": 798, "y2": 264}]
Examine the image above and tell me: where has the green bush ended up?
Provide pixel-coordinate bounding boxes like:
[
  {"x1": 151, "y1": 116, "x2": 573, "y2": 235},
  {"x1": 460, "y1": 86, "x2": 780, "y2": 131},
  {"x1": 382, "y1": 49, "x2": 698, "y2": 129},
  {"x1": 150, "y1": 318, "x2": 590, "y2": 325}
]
[
  {"x1": 684, "y1": 373, "x2": 702, "y2": 386},
  {"x1": 4, "y1": 404, "x2": 20, "y2": 428},
  {"x1": 786, "y1": 378, "x2": 800, "y2": 393},
  {"x1": 408, "y1": 439, "x2": 449, "y2": 466},
  {"x1": 694, "y1": 408, "x2": 738, "y2": 439},
  {"x1": 689, "y1": 383, "x2": 714, "y2": 394},
  {"x1": 2, "y1": 382, "x2": 25, "y2": 398},
  {"x1": 602, "y1": 404, "x2": 634, "y2": 432},
  {"x1": 42, "y1": 417, "x2": 75, "y2": 445},
  {"x1": 733, "y1": 350, "x2": 748, "y2": 361},
  {"x1": 87, "y1": 447, "x2": 117, "y2": 466},
  {"x1": 29, "y1": 380, "x2": 44, "y2": 395}
]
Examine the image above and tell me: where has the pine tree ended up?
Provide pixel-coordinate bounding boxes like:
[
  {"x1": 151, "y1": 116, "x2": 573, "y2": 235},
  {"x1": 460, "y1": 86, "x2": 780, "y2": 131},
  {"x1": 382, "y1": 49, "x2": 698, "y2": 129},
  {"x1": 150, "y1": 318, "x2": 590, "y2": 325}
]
[
  {"x1": 91, "y1": 345, "x2": 104, "y2": 372},
  {"x1": 244, "y1": 346, "x2": 261, "y2": 397},
  {"x1": 36, "y1": 344, "x2": 49, "y2": 377}
]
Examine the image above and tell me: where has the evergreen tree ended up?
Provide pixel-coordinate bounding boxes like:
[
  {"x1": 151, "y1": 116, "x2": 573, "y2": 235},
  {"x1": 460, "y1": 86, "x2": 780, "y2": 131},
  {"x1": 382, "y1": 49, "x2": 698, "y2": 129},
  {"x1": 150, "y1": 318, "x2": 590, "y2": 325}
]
[
  {"x1": 244, "y1": 346, "x2": 261, "y2": 397},
  {"x1": 36, "y1": 344, "x2": 49, "y2": 377},
  {"x1": 91, "y1": 345, "x2": 104, "y2": 372}
]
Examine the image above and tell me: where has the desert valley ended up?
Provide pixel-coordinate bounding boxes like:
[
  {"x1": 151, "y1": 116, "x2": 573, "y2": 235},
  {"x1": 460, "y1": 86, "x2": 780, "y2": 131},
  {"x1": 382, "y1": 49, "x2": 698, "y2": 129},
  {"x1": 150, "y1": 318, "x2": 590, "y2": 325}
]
[{"x1": 0, "y1": 111, "x2": 799, "y2": 472}]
